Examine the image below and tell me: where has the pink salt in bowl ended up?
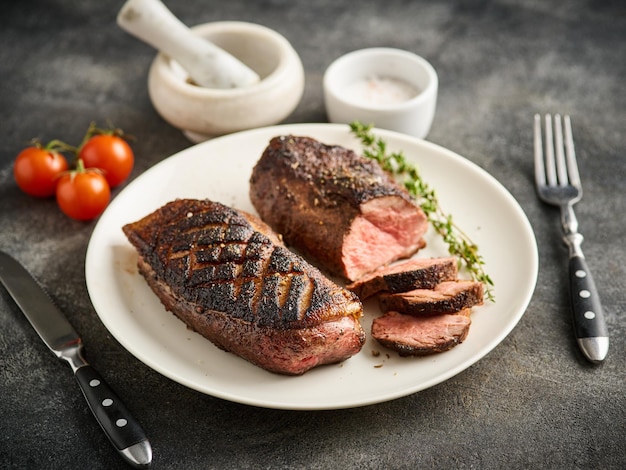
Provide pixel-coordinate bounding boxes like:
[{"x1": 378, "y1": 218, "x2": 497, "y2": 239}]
[{"x1": 323, "y1": 48, "x2": 438, "y2": 139}]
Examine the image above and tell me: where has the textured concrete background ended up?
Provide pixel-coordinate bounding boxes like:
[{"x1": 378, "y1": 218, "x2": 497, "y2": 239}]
[{"x1": 1, "y1": 1, "x2": 625, "y2": 468}]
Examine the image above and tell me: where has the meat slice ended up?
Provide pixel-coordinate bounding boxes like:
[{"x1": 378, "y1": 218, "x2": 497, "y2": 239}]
[
  {"x1": 378, "y1": 280, "x2": 484, "y2": 316},
  {"x1": 122, "y1": 198, "x2": 365, "y2": 376},
  {"x1": 371, "y1": 310, "x2": 471, "y2": 356},
  {"x1": 249, "y1": 135, "x2": 428, "y2": 281},
  {"x1": 346, "y1": 257, "x2": 458, "y2": 300}
]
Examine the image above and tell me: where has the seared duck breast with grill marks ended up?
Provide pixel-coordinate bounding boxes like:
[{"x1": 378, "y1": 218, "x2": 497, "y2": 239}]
[
  {"x1": 122, "y1": 199, "x2": 365, "y2": 376},
  {"x1": 249, "y1": 135, "x2": 428, "y2": 282}
]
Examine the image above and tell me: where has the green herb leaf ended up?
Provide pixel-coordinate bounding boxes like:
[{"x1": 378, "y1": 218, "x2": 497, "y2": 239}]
[{"x1": 349, "y1": 121, "x2": 495, "y2": 302}]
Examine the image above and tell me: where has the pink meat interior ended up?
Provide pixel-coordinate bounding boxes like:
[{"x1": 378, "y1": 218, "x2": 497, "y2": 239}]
[{"x1": 342, "y1": 196, "x2": 427, "y2": 281}]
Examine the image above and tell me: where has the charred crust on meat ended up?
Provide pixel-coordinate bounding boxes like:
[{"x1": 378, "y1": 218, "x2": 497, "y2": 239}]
[
  {"x1": 347, "y1": 257, "x2": 459, "y2": 300},
  {"x1": 253, "y1": 135, "x2": 413, "y2": 208},
  {"x1": 122, "y1": 199, "x2": 363, "y2": 330},
  {"x1": 377, "y1": 281, "x2": 484, "y2": 316}
]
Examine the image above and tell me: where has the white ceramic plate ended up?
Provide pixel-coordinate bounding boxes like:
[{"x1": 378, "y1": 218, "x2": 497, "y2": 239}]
[{"x1": 85, "y1": 124, "x2": 537, "y2": 410}]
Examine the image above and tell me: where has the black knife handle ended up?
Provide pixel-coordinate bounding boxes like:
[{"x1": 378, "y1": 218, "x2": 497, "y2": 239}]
[
  {"x1": 75, "y1": 365, "x2": 151, "y2": 466},
  {"x1": 569, "y1": 255, "x2": 608, "y2": 341}
]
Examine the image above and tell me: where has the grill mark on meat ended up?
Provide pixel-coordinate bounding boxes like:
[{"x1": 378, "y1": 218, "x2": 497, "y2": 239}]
[
  {"x1": 378, "y1": 280, "x2": 484, "y2": 316},
  {"x1": 136, "y1": 255, "x2": 365, "y2": 375},
  {"x1": 249, "y1": 135, "x2": 428, "y2": 281},
  {"x1": 123, "y1": 199, "x2": 363, "y2": 328},
  {"x1": 123, "y1": 199, "x2": 365, "y2": 375}
]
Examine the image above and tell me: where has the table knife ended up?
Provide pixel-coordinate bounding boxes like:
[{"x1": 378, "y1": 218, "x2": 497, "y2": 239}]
[{"x1": 0, "y1": 251, "x2": 152, "y2": 468}]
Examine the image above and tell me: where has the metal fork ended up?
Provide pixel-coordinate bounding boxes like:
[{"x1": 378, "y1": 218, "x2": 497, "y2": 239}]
[{"x1": 534, "y1": 114, "x2": 608, "y2": 363}]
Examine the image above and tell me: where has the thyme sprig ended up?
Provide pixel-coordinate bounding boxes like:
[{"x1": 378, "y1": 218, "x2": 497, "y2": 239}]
[{"x1": 350, "y1": 121, "x2": 495, "y2": 302}]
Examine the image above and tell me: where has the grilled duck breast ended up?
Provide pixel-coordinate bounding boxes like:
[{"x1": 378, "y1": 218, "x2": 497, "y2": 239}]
[
  {"x1": 122, "y1": 199, "x2": 365, "y2": 376},
  {"x1": 249, "y1": 135, "x2": 428, "y2": 282}
]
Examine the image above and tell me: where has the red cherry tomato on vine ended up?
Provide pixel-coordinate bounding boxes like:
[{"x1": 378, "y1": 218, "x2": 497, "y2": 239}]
[
  {"x1": 56, "y1": 168, "x2": 111, "y2": 221},
  {"x1": 79, "y1": 134, "x2": 134, "y2": 188},
  {"x1": 13, "y1": 147, "x2": 68, "y2": 197}
]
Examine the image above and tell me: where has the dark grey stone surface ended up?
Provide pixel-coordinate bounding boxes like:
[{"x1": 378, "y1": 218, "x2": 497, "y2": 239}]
[{"x1": 1, "y1": 1, "x2": 625, "y2": 468}]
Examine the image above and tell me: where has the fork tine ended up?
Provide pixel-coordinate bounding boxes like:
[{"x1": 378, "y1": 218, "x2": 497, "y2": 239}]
[
  {"x1": 564, "y1": 115, "x2": 581, "y2": 187},
  {"x1": 544, "y1": 114, "x2": 557, "y2": 186},
  {"x1": 554, "y1": 114, "x2": 569, "y2": 187},
  {"x1": 533, "y1": 114, "x2": 546, "y2": 187}
]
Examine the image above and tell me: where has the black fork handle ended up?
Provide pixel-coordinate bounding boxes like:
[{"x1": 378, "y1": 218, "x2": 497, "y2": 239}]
[{"x1": 569, "y1": 254, "x2": 609, "y2": 362}]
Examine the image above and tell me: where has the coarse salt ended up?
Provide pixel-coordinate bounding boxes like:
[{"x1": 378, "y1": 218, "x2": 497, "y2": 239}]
[{"x1": 343, "y1": 76, "x2": 419, "y2": 106}]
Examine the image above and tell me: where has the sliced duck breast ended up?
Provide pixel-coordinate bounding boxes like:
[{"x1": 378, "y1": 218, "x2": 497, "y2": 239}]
[
  {"x1": 371, "y1": 309, "x2": 472, "y2": 356},
  {"x1": 347, "y1": 257, "x2": 458, "y2": 300},
  {"x1": 378, "y1": 280, "x2": 484, "y2": 316}
]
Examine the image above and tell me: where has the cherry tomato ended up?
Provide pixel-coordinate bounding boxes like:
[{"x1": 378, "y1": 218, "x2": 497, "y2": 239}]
[
  {"x1": 56, "y1": 168, "x2": 111, "y2": 221},
  {"x1": 13, "y1": 147, "x2": 68, "y2": 197},
  {"x1": 79, "y1": 134, "x2": 134, "y2": 188}
]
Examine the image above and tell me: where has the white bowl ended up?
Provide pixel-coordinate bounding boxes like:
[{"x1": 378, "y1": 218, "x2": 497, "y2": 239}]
[
  {"x1": 323, "y1": 48, "x2": 438, "y2": 139},
  {"x1": 148, "y1": 21, "x2": 305, "y2": 142}
]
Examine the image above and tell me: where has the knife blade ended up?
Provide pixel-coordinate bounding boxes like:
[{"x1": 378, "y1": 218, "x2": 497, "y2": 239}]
[{"x1": 0, "y1": 250, "x2": 152, "y2": 468}]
